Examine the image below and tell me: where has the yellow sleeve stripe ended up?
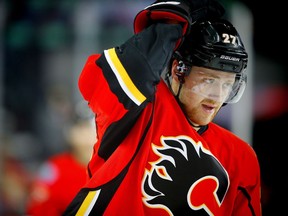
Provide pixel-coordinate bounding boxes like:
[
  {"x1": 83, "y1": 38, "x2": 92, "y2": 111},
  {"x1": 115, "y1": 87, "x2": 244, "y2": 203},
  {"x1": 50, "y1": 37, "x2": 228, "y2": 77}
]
[
  {"x1": 76, "y1": 190, "x2": 100, "y2": 216},
  {"x1": 104, "y1": 48, "x2": 146, "y2": 106}
]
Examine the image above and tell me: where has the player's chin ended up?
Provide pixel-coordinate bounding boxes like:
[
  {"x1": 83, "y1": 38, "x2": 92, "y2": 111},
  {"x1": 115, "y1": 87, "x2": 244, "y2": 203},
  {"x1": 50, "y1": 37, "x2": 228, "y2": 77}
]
[{"x1": 200, "y1": 111, "x2": 217, "y2": 125}]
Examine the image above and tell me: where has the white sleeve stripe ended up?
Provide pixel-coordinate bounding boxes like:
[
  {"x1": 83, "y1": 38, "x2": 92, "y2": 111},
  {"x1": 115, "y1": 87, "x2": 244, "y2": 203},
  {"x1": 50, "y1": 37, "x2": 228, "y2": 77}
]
[{"x1": 104, "y1": 48, "x2": 146, "y2": 106}]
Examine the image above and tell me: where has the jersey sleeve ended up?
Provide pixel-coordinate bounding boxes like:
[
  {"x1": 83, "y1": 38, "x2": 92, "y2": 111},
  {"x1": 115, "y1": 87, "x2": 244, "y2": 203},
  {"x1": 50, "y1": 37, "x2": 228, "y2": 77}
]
[
  {"x1": 78, "y1": 23, "x2": 182, "y2": 149},
  {"x1": 232, "y1": 144, "x2": 262, "y2": 216}
]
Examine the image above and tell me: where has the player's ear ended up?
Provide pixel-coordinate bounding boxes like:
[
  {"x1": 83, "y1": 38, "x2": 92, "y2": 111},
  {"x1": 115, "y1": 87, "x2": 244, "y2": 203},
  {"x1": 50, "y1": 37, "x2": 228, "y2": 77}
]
[
  {"x1": 171, "y1": 59, "x2": 188, "y2": 84},
  {"x1": 171, "y1": 60, "x2": 180, "y2": 81}
]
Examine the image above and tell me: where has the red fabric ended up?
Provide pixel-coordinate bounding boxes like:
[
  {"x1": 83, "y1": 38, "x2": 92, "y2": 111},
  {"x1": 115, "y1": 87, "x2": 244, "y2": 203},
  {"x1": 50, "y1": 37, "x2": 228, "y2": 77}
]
[
  {"x1": 26, "y1": 153, "x2": 88, "y2": 216},
  {"x1": 133, "y1": 10, "x2": 189, "y2": 49}
]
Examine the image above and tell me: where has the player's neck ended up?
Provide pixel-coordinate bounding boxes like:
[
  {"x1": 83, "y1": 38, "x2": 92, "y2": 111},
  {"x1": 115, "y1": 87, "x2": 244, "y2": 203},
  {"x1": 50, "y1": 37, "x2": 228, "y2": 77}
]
[{"x1": 187, "y1": 118, "x2": 202, "y2": 131}]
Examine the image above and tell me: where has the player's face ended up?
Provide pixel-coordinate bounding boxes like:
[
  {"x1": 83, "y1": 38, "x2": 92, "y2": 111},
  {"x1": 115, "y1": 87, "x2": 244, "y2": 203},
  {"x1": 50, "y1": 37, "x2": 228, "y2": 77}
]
[{"x1": 171, "y1": 62, "x2": 236, "y2": 127}]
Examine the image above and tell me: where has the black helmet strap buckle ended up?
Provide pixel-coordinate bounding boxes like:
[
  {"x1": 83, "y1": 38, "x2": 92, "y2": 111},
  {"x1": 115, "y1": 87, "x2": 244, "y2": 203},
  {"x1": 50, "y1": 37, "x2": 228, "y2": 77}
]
[{"x1": 176, "y1": 60, "x2": 189, "y2": 84}]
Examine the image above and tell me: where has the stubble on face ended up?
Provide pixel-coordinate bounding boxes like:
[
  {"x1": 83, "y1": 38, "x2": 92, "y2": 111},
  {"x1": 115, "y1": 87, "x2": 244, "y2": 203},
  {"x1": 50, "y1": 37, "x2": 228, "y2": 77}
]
[{"x1": 179, "y1": 86, "x2": 222, "y2": 126}]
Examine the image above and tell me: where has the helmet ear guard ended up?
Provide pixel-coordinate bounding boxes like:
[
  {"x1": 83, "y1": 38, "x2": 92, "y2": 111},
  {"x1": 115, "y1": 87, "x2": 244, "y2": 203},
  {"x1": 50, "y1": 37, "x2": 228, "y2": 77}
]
[
  {"x1": 173, "y1": 51, "x2": 191, "y2": 83},
  {"x1": 175, "y1": 60, "x2": 189, "y2": 83}
]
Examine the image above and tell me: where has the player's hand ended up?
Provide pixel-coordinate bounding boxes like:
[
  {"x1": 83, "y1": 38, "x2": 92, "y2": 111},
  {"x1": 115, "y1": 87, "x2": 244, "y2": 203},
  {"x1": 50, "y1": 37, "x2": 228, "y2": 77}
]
[
  {"x1": 134, "y1": 0, "x2": 225, "y2": 49},
  {"x1": 96, "y1": 23, "x2": 182, "y2": 99},
  {"x1": 134, "y1": 0, "x2": 192, "y2": 39},
  {"x1": 120, "y1": 23, "x2": 182, "y2": 82}
]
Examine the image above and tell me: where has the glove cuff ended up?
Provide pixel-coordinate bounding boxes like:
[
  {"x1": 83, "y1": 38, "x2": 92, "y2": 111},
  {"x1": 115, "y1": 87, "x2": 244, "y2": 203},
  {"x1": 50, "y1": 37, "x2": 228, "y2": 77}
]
[
  {"x1": 134, "y1": 10, "x2": 190, "y2": 34},
  {"x1": 133, "y1": 1, "x2": 192, "y2": 35}
]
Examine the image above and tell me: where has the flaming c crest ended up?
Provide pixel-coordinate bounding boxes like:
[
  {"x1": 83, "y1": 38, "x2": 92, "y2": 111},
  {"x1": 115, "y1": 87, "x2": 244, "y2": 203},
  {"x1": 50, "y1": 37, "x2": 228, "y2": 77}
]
[{"x1": 142, "y1": 135, "x2": 229, "y2": 215}]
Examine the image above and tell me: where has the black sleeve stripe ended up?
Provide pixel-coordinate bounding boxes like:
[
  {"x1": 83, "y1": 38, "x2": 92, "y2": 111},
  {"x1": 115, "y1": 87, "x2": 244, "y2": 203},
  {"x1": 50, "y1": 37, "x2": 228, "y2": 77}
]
[
  {"x1": 238, "y1": 186, "x2": 256, "y2": 216},
  {"x1": 104, "y1": 48, "x2": 146, "y2": 106},
  {"x1": 99, "y1": 103, "x2": 144, "y2": 160},
  {"x1": 63, "y1": 100, "x2": 156, "y2": 216}
]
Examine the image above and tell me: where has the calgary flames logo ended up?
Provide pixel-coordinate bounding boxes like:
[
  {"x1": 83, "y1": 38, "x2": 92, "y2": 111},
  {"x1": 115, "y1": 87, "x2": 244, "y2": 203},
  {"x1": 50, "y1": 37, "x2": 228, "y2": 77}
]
[{"x1": 142, "y1": 135, "x2": 229, "y2": 215}]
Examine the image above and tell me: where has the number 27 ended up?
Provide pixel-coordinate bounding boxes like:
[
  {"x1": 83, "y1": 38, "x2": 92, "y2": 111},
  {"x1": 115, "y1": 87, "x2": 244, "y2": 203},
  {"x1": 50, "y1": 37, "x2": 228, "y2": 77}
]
[{"x1": 222, "y1": 33, "x2": 236, "y2": 44}]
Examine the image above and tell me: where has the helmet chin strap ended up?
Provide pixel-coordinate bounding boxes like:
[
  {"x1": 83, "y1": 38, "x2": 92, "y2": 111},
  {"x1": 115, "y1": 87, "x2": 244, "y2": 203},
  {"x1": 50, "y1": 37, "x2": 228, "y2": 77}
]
[
  {"x1": 164, "y1": 63, "x2": 184, "y2": 101},
  {"x1": 175, "y1": 82, "x2": 183, "y2": 98},
  {"x1": 174, "y1": 59, "x2": 188, "y2": 98},
  {"x1": 187, "y1": 117, "x2": 203, "y2": 129}
]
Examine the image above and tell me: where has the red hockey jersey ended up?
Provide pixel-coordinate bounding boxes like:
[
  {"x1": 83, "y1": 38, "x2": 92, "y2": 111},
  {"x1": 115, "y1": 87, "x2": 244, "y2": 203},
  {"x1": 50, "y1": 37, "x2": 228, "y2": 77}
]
[
  {"x1": 63, "y1": 55, "x2": 261, "y2": 215},
  {"x1": 26, "y1": 153, "x2": 88, "y2": 216},
  {"x1": 64, "y1": 24, "x2": 261, "y2": 216}
]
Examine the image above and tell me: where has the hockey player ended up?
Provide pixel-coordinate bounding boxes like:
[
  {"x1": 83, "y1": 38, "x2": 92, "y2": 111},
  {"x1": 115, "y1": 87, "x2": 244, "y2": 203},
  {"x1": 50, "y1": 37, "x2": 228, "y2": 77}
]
[{"x1": 64, "y1": 0, "x2": 261, "y2": 215}]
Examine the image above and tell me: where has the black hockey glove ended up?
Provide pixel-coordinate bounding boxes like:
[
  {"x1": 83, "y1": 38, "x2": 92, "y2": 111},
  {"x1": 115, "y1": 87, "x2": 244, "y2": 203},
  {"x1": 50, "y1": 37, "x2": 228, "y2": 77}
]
[
  {"x1": 118, "y1": 23, "x2": 182, "y2": 83},
  {"x1": 96, "y1": 23, "x2": 182, "y2": 100},
  {"x1": 134, "y1": 0, "x2": 225, "y2": 49}
]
